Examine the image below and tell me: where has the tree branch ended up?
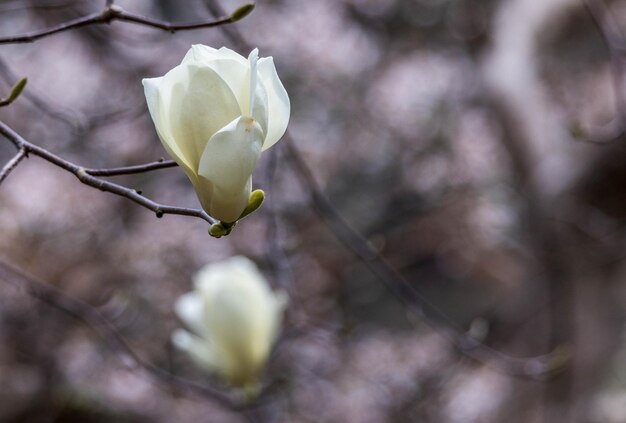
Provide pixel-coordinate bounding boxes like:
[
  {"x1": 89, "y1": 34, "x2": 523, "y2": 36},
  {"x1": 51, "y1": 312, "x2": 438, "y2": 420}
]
[
  {"x1": 84, "y1": 159, "x2": 178, "y2": 177},
  {"x1": 0, "y1": 147, "x2": 26, "y2": 186},
  {"x1": 202, "y1": 0, "x2": 561, "y2": 378},
  {"x1": 0, "y1": 119, "x2": 215, "y2": 224},
  {"x1": 0, "y1": 2, "x2": 254, "y2": 44},
  {"x1": 283, "y1": 140, "x2": 557, "y2": 379}
]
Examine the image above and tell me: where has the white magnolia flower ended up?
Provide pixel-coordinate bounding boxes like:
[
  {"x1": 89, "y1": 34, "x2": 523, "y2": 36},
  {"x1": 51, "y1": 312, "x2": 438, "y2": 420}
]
[
  {"x1": 143, "y1": 46, "x2": 290, "y2": 223},
  {"x1": 172, "y1": 256, "x2": 287, "y2": 391}
]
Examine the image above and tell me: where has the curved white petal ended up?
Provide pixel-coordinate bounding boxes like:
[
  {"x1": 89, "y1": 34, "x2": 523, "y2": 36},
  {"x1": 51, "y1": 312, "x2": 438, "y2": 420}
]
[
  {"x1": 257, "y1": 57, "x2": 290, "y2": 150},
  {"x1": 142, "y1": 77, "x2": 194, "y2": 175},
  {"x1": 174, "y1": 292, "x2": 206, "y2": 338},
  {"x1": 197, "y1": 117, "x2": 264, "y2": 222},
  {"x1": 270, "y1": 290, "x2": 288, "y2": 342},
  {"x1": 181, "y1": 44, "x2": 218, "y2": 64},
  {"x1": 172, "y1": 329, "x2": 220, "y2": 372},
  {"x1": 183, "y1": 45, "x2": 247, "y2": 66},
  {"x1": 202, "y1": 273, "x2": 273, "y2": 377},
  {"x1": 173, "y1": 257, "x2": 288, "y2": 387},
  {"x1": 246, "y1": 49, "x2": 269, "y2": 136},
  {"x1": 183, "y1": 46, "x2": 269, "y2": 134},
  {"x1": 163, "y1": 64, "x2": 240, "y2": 170}
]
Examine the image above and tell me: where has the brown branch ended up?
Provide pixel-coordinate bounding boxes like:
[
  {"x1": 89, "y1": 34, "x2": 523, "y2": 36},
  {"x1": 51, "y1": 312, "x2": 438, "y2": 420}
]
[
  {"x1": 0, "y1": 119, "x2": 215, "y2": 224},
  {"x1": 0, "y1": 259, "x2": 242, "y2": 409},
  {"x1": 0, "y1": 147, "x2": 26, "y2": 185},
  {"x1": 283, "y1": 140, "x2": 556, "y2": 379},
  {"x1": 201, "y1": 0, "x2": 561, "y2": 377},
  {"x1": 202, "y1": 0, "x2": 252, "y2": 51},
  {"x1": 0, "y1": 57, "x2": 81, "y2": 129},
  {"x1": 0, "y1": 2, "x2": 254, "y2": 45},
  {"x1": 84, "y1": 159, "x2": 178, "y2": 177}
]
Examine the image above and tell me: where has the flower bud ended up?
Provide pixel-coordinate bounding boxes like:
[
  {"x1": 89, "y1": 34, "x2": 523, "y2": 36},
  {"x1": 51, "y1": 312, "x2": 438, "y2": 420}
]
[
  {"x1": 143, "y1": 46, "x2": 290, "y2": 223},
  {"x1": 172, "y1": 256, "x2": 287, "y2": 392}
]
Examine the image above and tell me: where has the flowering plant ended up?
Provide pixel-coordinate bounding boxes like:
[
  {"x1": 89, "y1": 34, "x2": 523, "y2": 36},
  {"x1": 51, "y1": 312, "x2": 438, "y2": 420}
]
[{"x1": 143, "y1": 45, "x2": 290, "y2": 225}]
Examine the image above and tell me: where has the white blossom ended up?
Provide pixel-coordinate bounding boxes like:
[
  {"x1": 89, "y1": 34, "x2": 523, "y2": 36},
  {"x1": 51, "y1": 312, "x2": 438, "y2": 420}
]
[
  {"x1": 143, "y1": 46, "x2": 290, "y2": 222},
  {"x1": 172, "y1": 256, "x2": 287, "y2": 391}
]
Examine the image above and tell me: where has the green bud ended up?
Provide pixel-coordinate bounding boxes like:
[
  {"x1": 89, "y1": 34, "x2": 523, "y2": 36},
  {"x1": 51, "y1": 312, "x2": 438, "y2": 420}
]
[
  {"x1": 209, "y1": 223, "x2": 228, "y2": 238},
  {"x1": 208, "y1": 221, "x2": 236, "y2": 238},
  {"x1": 230, "y1": 3, "x2": 255, "y2": 22},
  {"x1": 569, "y1": 122, "x2": 585, "y2": 139},
  {"x1": 1, "y1": 77, "x2": 27, "y2": 106},
  {"x1": 547, "y1": 345, "x2": 571, "y2": 374},
  {"x1": 238, "y1": 189, "x2": 265, "y2": 220},
  {"x1": 208, "y1": 190, "x2": 263, "y2": 238}
]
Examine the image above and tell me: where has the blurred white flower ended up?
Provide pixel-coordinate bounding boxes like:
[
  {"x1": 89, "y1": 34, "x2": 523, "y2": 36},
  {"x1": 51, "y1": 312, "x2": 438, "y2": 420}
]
[
  {"x1": 143, "y1": 45, "x2": 290, "y2": 222},
  {"x1": 172, "y1": 256, "x2": 287, "y2": 391}
]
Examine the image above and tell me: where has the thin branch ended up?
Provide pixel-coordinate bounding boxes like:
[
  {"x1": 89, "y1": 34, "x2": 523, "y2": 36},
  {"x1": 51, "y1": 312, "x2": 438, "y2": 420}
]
[
  {"x1": 0, "y1": 260, "x2": 241, "y2": 409},
  {"x1": 0, "y1": 119, "x2": 215, "y2": 224},
  {"x1": 0, "y1": 0, "x2": 75, "y2": 15},
  {"x1": 202, "y1": 0, "x2": 561, "y2": 377},
  {"x1": 0, "y1": 2, "x2": 254, "y2": 44},
  {"x1": 0, "y1": 147, "x2": 26, "y2": 185},
  {"x1": 283, "y1": 140, "x2": 556, "y2": 379},
  {"x1": 84, "y1": 159, "x2": 177, "y2": 177},
  {"x1": 202, "y1": 0, "x2": 252, "y2": 51},
  {"x1": 0, "y1": 57, "x2": 81, "y2": 128}
]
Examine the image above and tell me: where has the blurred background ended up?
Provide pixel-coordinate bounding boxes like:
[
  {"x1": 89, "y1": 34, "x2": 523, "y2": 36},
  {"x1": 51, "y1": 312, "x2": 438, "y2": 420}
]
[{"x1": 1, "y1": 0, "x2": 626, "y2": 421}]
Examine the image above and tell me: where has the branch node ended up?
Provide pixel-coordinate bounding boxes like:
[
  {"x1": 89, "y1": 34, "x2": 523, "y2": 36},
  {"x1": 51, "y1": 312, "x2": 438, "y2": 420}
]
[
  {"x1": 76, "y1": 167, "x2": 88, "y2": 182},
  {"x1": 103, "y1": 4, "x2": 124, "y2": 22}
]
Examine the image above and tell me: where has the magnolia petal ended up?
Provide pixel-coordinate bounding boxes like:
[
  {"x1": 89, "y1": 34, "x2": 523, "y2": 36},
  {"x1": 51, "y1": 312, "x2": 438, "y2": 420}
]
[
  {"x1": 257, "y1": 57, "x2": 290, "y2": 150},
  {"x1": 142, "y1": 77, "x2": 195, "y2": 175},
  {"x1": 246, "y1": 49, "x2": 270, "y2": 136},
  {"x1": 197, "y1": 116, "x2": 264, "y2": 222},
  {"x1": 203, "y1": 276, "x2": 269, "y2": 375},
  {"x1": 181, "y1": 44, "x2": 218, "y2": 64},
  {"x1": 164, "y1": 64, "x2": 240, "y2": 170},
  {"x1": 174, "y1": 292, "x2": 207, "y2": 339},
  {"x1": 183, "y1": 45, "x2": 247, "y2": 67},
  {"x1": 172, "y1": 256, "x2": 287, "y2": 388},
  {"x1": 184, "y1": 46, "x2": 269, "y2": 135},
  {"x1": 270, "y1": 290, "x2": 288, "y2": 342},
  {"x1": 199, "y1": 257, "x2": 277, "y2": 368},
  {"x1": 184, "y1": 46, "x2": 248, "y2": 101},
  {"x1": 172, "y1": 329, "x2": 220, "y2": 372}
]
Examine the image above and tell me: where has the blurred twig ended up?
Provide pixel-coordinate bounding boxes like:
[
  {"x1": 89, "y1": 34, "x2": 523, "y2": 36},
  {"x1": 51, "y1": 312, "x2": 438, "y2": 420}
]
[
  {"x1": 0, "y1": 57, "x2": 148, "y2": 133},
  {"x1": 576, "y1": 0, "x2": 626, "y2": 144},
  {"x1": 202, "y1": 0, "x2": 252, "y2": 51},
  {"x1": 0, "y1": 0, "x2": 75, "y2": 14},
  {"x1": 0, "y1": 2, "x2": 255, "y2": 44},
  {"x1": 0, "y1": 57, "x2": 82, "y2": 128},
  {"x1": 204, "y1": 0, "x2": 562, "y2": 378},
  {"x1": 283, "y1": 140, "x2": 558, "y2": 379},
  {"x1": 0, "y1": 119, "x2": 216, "y2": 224}
]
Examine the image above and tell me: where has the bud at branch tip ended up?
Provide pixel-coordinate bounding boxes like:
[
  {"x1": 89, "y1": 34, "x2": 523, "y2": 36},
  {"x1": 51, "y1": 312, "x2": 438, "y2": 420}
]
[
  {"x1": 230, "y1": 3, "x2": 255, "y2": 22},
  {"x1": 2, "y1": 77, "x2": 27, "y2": 106}
]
